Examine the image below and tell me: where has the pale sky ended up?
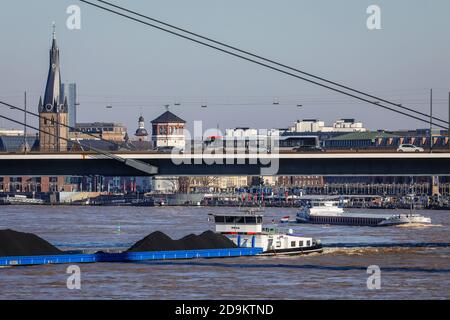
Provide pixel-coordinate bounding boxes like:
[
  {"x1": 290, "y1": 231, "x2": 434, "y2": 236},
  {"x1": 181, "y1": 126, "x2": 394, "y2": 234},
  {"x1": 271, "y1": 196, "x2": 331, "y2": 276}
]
[{"x1": 1, "y1": 0, "x2": 449, "y2": 134}]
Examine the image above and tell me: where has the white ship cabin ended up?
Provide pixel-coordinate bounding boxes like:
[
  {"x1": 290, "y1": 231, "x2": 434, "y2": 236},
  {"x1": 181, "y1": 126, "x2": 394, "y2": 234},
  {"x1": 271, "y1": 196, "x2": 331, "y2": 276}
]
[
  {"x1": 308, "y1": 200, "x2": 344, "y2": 214},
  {"x1": 212, "y1": 210, "x2": 263, "y2": 235}
]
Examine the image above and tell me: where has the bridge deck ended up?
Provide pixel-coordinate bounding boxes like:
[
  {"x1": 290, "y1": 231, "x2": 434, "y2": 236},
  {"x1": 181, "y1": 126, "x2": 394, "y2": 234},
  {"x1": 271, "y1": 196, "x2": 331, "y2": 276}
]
[{"x1": 0, "y1": 152, "x2": 448, "y2": 176}]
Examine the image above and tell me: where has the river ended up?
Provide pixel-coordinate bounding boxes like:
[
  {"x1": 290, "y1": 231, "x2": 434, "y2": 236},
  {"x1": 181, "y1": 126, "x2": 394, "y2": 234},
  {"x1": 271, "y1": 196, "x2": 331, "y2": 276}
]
[{"x1": 0, "y1": 205, "x2": 449, "y2": 299}]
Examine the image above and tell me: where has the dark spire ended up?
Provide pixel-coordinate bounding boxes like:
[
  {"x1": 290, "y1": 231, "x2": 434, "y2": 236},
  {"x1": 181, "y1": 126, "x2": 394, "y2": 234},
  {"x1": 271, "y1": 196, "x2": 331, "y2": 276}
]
[{"x1": 42, "y1": 23, "x2": 62, "y2": 112}]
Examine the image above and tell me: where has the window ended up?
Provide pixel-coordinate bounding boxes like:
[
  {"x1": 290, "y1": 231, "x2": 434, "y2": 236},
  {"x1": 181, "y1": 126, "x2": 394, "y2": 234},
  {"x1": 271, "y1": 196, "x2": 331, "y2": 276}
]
[
  {"x1": 214, "y1": 216, "x2": 225, "y2": 223},
  {"x1": 225, "y1": 216, "x2": 235, "y2": 223},
  {"x1": 291, "y1": 241, "x2": 296, "y2": 247},
  {"x1": 235, "y1": 217, "x2": 245, "y2": 224},
  {"x1": 306, "y1": 240, "x2": 310, "y2": 246},
  {"x1": 299, "y1": 241, "x2": 303, "y2": 247},
  {"x1": 244, "y1": 216, "x2": 256, "y2": 224}
]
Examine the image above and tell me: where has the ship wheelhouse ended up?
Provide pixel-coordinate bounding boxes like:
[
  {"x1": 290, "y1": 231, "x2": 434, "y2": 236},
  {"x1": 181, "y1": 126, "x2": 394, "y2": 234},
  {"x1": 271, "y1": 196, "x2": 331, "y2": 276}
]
[{"x1": 212, "y1": 211, "x2": 263, "y2": 234}]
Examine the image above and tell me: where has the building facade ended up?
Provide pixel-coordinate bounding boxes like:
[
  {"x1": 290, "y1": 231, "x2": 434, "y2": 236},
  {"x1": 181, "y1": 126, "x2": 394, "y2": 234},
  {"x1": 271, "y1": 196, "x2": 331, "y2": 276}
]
[
  {"x1": 324, "y1": 130, "x2": 449, "y2": 150},
  {"x1": 70, "y1": 122, "x2": 127, "y2": 142},
  {"x1": 61, "y1": 82, "x2": 77, "y2": 129},
  {"x1": 277, "y1": 176, "x2": 324, "y2": 187},
  {"x1": 289, "y1": 118, "x2": 366, "y2": 133}
]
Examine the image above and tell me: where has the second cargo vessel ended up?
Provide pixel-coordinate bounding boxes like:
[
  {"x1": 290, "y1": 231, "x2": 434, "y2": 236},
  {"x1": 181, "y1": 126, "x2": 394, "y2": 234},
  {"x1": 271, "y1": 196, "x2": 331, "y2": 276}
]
[{"x1": 294, "y1": 200, "x2": 431, "y2": 227}]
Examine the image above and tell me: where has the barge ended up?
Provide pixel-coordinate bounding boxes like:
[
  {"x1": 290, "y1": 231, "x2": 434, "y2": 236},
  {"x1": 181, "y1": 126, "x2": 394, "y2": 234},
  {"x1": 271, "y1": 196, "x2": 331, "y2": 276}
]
[
  {"x1": 294, "y1": 201, "x2": 431, "y2": 227},
  {"x1": 0, "y1": 248, "x2": 263, "y2": 267}
]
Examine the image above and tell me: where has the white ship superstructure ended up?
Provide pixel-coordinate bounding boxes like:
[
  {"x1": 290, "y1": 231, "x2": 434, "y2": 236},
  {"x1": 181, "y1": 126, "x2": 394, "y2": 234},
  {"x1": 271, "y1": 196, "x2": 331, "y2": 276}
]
[
  {"x1": 211, "y1": 209, "x2": 322, "y2": 255},
  {"x1": 296, "y1": 201, "x2": 431, "y2": 227}
]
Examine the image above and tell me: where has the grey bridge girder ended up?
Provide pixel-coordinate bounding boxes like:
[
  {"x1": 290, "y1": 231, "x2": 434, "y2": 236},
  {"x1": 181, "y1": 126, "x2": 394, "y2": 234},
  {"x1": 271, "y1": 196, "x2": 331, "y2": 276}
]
[{"x1": 0, "y1": 153, "x2": 448, "y2": 176}]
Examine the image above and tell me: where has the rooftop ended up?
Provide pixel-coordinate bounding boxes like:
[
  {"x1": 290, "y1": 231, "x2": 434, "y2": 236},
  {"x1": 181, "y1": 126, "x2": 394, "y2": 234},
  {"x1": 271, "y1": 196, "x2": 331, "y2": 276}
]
[
  {"x1": 0, "y1": 136, "x2": 40, "y2": 152},
  {"x1": 151, "y1": 111, "x2": 185, "y2": 124},
  {"x1": 76, "y1": 122, "x2": 125, "y2": 127},
  {"x1": 328, "y1": 131, "x2": 398, "y2": 141},
  {"x1": 135, "y1": 128, "x2": 149, "y2": 136}
]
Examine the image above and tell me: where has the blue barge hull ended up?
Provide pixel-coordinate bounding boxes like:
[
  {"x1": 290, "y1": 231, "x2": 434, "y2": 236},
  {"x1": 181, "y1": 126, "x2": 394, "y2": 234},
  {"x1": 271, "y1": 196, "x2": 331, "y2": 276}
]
[{"x1": 0, "y1": 248, "x2": 264, "y2": 267}]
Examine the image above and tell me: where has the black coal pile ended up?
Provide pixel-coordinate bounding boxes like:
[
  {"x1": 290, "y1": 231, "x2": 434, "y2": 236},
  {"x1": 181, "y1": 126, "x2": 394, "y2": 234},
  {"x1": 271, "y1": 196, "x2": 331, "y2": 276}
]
[
  {"x1": 0, "y1": 229, "x2": 63, "y2": 257},
  {"x1": 127, "y1": 230, "x2": 237, "y2": 252}
]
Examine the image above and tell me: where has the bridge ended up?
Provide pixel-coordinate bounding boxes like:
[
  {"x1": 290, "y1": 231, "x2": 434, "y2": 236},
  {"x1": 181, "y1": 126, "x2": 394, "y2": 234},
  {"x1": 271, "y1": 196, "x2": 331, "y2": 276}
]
[
  {"x1": 0, "y1": 1, "x2": 449, "y2": 180},
  {"x1": 0, "y1": 152, "x2": 448, "y2": 177}
]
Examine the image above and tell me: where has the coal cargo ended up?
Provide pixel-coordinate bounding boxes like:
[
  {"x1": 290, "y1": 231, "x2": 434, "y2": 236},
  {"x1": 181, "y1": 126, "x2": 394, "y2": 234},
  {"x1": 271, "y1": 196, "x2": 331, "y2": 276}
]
[
  {"x1": 127, "y1": 230, "x2": 237, "y2": 252},
  {"x1": 127, "y1": 231, "x2": 183, "y2": 251},
  {"x1": 0, "y1": 229, "x2": 63, "y2": 257}
]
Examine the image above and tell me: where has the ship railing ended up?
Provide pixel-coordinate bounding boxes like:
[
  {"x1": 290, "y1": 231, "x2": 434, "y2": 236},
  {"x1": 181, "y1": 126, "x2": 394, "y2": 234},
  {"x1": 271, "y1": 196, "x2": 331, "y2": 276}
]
[{"x1": 238, "y1": 207, "x2": 265, "y2": 215}]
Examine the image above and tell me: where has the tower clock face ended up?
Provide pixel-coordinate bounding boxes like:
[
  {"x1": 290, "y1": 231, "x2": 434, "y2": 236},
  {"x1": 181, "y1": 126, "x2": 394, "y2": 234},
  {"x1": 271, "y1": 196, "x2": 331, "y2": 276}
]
[
  {"x1": 52, "y1": 63, "x2": 56, "y2": 69},
  {"x1": 58, "y1": 104, "x2": 65, "y2": 112},
  {"x1": 45, "y1": 104, "x2": 53, "y2": 112}
]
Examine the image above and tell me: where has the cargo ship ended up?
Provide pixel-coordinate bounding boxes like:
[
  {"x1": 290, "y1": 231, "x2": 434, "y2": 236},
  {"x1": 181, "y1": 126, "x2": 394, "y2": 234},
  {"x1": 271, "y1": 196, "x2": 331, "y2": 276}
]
[
  {"x1": 294, "y1": 200, "x2": 431, "y2": 227},
  {"x1": 211, "y1": 209, "x2": 323, "y2": 255}
]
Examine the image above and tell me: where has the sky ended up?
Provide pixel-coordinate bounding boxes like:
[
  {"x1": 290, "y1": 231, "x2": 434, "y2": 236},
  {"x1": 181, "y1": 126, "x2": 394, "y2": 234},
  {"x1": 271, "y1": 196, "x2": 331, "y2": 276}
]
[{"x1": 0, "y1": 0, "x2": 449, "y2": 134}]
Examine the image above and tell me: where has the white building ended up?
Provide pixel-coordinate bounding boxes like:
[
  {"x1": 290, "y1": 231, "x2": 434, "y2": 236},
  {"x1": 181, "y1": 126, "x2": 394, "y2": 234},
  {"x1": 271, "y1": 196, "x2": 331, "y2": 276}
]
[
  {"x1": 332, "y1": 119, "x2": 366, "y2": 132},
  {"x1": 151, "y1": 110, "x2": 186, "y2": 149},
  {"x1": 290, "y1": 119, "x2": 325, "y2": 132},
  {"x1": 290, "y1": 118, "x2": 366, "y2": 133},
  {"x1": 151, "y1": 176, "x2": 179, "y2": 193},
  {"x1": 222, "y1": 127, "x2": 279, "y2": 151}
]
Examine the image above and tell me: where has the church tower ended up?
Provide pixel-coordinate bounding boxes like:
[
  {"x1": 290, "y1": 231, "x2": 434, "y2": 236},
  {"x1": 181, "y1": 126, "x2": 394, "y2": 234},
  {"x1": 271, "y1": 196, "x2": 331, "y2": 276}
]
[
  {"x1": 38, "y1": 24, "x2": 68, "y2": 152},
  {"x1": 134, "y1": 115, "x2": 149, "y2": 141}
]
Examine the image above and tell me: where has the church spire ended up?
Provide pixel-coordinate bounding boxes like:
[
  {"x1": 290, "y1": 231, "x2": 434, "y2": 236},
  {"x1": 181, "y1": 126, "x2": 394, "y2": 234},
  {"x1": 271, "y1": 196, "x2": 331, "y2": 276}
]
[
  {"x1": 42, "y1": 23, "x2": 62, "y2": 112},
  {"x1": 38, "y1": 23, "x2": 69, "y2": 152}
]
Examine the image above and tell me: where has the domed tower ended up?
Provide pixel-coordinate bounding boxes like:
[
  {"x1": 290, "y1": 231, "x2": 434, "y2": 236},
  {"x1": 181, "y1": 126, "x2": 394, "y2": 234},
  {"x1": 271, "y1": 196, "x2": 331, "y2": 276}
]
[
  {"x1": 134, "y1": 115, "x2": 149, "y2": 141},
  {"x1": 38, "y1": 24, "x2": 68, "y2": 152}
]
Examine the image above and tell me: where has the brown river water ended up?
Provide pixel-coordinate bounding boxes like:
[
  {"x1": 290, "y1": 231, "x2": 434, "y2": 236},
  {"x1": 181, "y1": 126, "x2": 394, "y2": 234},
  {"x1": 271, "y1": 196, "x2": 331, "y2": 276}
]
[{"x1": 0, "y1": 205, "x2": 449, "y2": 299}]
